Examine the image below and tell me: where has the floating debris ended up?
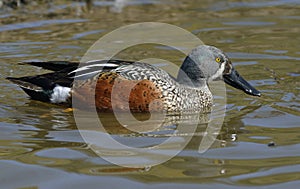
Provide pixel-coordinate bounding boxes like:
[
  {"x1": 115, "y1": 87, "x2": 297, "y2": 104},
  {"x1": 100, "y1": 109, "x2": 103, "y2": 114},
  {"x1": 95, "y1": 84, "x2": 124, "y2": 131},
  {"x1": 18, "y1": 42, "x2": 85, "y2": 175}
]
[{"x1": 268, "y1": 141, "x2": 276, "y2": 147}]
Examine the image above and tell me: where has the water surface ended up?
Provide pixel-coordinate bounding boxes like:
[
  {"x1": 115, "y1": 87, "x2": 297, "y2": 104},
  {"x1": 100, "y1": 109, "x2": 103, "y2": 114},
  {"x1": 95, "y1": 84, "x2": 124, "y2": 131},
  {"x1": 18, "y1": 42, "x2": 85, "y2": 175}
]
[{"x1": 0, "y1": 0, "x2": 299, "y2": 188}]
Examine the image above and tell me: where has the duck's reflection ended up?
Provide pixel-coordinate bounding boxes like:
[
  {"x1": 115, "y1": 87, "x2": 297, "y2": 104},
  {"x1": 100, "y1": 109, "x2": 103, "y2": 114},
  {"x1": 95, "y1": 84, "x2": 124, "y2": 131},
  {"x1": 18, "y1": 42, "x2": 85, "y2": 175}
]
[{"x1": 73, "y1": 107, "x2": 227, "y2": 167}]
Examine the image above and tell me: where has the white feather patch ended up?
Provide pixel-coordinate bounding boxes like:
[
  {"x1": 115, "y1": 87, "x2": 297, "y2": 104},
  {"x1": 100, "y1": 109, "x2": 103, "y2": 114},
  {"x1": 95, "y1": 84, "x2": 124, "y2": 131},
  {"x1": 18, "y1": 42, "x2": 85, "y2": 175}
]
[
  {"x1": 50, "y1": 85, "x2": 71, "y2": 103},
  {"x1": 73, "y1": 70, "x2": 102, "y2": 78},
  {"x1": 209, "y1": 63, "x2": 225, "y2": 82},
  {"x1": 69, "y1": 63, "x2": 119, "y2": 74}
]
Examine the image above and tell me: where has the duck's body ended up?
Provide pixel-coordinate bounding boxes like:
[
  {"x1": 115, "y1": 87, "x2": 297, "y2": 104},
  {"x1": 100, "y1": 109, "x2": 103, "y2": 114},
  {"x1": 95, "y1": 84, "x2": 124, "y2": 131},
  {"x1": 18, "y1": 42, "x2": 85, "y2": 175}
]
[{"x1": 7, "y1": 45, "x2": 260, "y2": 113}]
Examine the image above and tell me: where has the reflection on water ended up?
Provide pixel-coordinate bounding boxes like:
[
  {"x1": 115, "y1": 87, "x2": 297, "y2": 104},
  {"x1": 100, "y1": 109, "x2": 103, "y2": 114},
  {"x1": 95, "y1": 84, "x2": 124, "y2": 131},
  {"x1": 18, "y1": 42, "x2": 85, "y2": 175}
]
[
  {"x1": 72, "y1": 109, "x2": 213, "y2": 167},
  {"x1": 0, "y1": 0, "x2": 300, "y2": 188}
]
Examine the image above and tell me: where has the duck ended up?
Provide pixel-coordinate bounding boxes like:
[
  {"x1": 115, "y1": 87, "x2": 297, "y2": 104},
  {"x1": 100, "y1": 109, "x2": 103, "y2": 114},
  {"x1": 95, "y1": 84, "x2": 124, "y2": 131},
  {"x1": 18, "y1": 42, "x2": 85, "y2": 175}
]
[{"x1": 6, "y1": 45, "x2": 261, "y2": 113}]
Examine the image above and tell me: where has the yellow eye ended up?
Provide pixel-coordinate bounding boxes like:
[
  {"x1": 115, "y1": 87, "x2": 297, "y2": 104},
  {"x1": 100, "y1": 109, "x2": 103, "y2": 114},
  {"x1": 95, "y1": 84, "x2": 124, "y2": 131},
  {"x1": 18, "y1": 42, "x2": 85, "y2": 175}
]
[{"x1": 215, "y1": 57, "x2": 221, "y2": 63}]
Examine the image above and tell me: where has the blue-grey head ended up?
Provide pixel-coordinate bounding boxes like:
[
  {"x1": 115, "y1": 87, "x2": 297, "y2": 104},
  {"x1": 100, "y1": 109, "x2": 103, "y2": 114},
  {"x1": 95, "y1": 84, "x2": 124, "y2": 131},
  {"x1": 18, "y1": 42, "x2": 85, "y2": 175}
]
[{"x1": 177, "y1": 45, "x2": 261, "y2": 96}]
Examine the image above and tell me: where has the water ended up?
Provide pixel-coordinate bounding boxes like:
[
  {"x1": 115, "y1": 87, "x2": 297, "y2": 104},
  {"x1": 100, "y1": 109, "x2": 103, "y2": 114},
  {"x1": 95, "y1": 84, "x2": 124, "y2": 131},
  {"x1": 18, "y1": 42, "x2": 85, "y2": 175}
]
[{"x1": 0, "y1": 0, "x2": 300, "y2": 188}]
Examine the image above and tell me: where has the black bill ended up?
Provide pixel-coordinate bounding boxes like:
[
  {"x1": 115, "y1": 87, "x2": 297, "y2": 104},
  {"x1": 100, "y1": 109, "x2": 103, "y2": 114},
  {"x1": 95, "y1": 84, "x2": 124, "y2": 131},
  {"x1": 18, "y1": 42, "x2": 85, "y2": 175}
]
[{"x1": 223, "y1": 68, "x2": 261, "y2": 96}]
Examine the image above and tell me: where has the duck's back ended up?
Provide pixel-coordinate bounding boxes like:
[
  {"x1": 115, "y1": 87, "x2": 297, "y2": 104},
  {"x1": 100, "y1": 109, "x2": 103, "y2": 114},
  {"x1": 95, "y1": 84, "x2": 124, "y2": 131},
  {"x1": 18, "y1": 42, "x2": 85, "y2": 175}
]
[{"x1": 73, "y1": 61, "x2": 179, "y2": 112}]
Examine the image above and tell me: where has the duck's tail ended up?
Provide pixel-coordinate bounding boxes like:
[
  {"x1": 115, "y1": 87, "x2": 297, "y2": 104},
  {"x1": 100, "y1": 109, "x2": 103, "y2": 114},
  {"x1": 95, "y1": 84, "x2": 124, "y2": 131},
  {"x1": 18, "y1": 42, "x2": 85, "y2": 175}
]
[
  {"x1": 7, "y1": 59, "x2": 134, "y2": 103},
  {"x1": 6, "y1": 61, "x2": 77, "y2": 103},
  {"x1": 20, "y1": 61, "x2": 79, "y2": 71}
]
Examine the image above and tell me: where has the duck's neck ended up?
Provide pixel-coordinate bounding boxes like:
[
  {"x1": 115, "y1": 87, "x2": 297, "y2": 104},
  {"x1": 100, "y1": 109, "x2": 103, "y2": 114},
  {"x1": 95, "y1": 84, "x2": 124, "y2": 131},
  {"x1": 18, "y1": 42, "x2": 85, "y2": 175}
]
[{"x1": 176, "y1": 56, "x2": 207, "y2": 88}]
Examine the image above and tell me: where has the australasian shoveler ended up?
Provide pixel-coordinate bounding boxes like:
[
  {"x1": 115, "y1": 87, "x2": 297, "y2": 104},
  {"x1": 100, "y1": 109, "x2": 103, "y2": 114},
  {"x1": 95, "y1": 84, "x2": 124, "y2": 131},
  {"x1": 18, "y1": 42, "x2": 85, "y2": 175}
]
[{"x1": 7, "y1": 45, "x2": 261, "y2": 113}]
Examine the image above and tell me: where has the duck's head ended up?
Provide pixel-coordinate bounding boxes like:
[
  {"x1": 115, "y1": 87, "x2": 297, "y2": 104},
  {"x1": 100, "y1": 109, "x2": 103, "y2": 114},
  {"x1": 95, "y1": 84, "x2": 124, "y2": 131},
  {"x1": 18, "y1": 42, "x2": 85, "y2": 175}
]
[{"x1": 177, "y1": 45, "x2": 261, "y2": 96}]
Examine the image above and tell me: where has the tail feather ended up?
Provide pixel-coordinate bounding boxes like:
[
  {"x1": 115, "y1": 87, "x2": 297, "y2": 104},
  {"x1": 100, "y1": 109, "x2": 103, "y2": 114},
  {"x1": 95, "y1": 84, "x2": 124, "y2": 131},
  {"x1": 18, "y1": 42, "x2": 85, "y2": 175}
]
[
  {"x1": 20, "y1": 61, "x2": 79, "y2": 71},
  {"x1": 6, "y1": 77, "x2": 44, "y2": 91},
  {"x1": 6, "y1": 77, "x2": 52, "y2": 102}
]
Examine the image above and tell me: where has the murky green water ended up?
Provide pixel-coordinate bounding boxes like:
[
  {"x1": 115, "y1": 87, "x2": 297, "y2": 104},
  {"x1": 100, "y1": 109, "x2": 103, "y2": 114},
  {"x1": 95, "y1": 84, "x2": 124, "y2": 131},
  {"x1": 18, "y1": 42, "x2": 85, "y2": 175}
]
[{"x1": 1, "y1": 0, "x2": 300, "y2": 188}]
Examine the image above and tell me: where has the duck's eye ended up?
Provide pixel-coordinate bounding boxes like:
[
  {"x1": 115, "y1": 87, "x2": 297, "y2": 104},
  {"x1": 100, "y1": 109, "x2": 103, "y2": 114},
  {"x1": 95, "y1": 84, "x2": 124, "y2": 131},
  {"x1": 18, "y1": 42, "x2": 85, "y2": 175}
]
[{"x1": 215, "y1": 57, "x2": 221, "y2": 63}]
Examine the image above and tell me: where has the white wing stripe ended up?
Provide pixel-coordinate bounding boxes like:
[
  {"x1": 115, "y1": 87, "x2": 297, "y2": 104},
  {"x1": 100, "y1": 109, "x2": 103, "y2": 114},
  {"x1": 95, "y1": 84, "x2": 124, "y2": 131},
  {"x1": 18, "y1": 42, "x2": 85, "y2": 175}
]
[
  {"x1": 69, "y1": 63, "x2": 119, "y2": 74},
  {"x1": 73, "y1": 70, "x2": 103, "y2": 78}
]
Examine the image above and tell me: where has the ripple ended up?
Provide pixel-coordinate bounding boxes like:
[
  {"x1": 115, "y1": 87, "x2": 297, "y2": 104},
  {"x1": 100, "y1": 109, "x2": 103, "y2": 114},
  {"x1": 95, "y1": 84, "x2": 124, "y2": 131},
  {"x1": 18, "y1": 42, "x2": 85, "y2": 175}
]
[
  {"x1": 210, "y1": 0, "x2": 300, "y2": 11},
  {"x1": 35, "y1": 148, "x2": 88, "y2": 159},
  {"x1": 243, "y1": 106, "x2": 299, "y2": 128},
  {"x1": 71, "y1": 29, "x2": 105, "y2": 40},
  {"x1": 228, "y1": 52, "x2": 300, "y2": 61},
  {"x1": 0, "y1": 19, "x2": 88, "y2": 32},
  {"x1": 287, "y1": 72, "x2": 300, "y2": 77},
  {"x1": 223, "y1": 21, "x2": 276, "y2": 26},
  {"x1": 201, "y1": 142, "x2": 300, "y2": 160},
  {"x1": 231, "y1": 164, "x2": 300, "y2": 185},
  {"x1": 264, "y1": 50, "x2": 288, "y2": 54}
]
